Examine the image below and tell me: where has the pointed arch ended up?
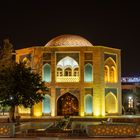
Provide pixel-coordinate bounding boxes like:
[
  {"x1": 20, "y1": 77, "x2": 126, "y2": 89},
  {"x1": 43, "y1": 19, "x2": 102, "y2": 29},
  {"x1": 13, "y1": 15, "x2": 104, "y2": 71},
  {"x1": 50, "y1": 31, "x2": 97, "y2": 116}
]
[
  {"x1": 105, "y1": 92, "x2": 118, "y2": 113},
  {"x1": 57, "y1": 56, "x2": 78, "y2": 68},
  {"x1": 104, "y1": 65, "x2": 110, "y2": 82},
  {"x1": 84, "y1": 94, "x2": 93, "y2": 115},
  {"x1": 74, "y1": 67, "x2": 79, "y2": 76},
  {"x1": 43, "y1": 64, "x2": 51, "y2": 82},
  {"x1": 84, "y1": 63, "x2": 93, "y2": 82},
  {"x1": 42, "y1": 95, "x2": 51, "y2": 114},
  {"x1": 57, "y1": 67, "x2": 63, "y2": 76},
  {"x1": 22, "y1": 57, "x2": 31, "y2": 67},
  {"x1": 110, "y1": 66, "x2": 117, "y2": 82},
  {"x1": 64, "y1": 67, "x2": 72, "y2": 76},
  {"x1": 56, "y1": 56, "x2": 80, "y2": 82},
  {"x1": 104, "y1": 57, "x2": 116, "y2": 66},
  {"x1": 57, "y1": 92, "x2": 79, "y2": 116},
  {"x1": 104, "y1": 57, "x2": 117, "y2": 83}
]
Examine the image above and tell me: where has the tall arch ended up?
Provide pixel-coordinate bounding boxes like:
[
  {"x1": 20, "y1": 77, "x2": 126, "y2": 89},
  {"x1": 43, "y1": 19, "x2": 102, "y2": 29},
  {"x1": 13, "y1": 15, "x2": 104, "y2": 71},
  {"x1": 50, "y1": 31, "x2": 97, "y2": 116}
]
[
  {"x1": 57, "y1": 92, "x2": 79, "y2": 116},
  {"x1": 84, "y1": 94, "x2": 93, "y2": 115},
  {"x1": 43, "y1": 64, "x2": 51, "y2": 82},
  {"x1": 105, "y1": 92, "x2": 117, "y2": 113},
  {"x1": 42, "y1": 95, "x2": 51, "y2": 114},
  {"x1": 56, "y1": 56, "x2": 79, "y2": 82},
  {"x1": 84, "y1": 63, "x2": 93, "y2": 82}
]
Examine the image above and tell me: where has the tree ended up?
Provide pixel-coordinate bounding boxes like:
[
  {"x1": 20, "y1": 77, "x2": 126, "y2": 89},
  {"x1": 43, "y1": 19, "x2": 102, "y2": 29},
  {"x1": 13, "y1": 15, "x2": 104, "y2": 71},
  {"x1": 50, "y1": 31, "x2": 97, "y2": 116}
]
[
  {"x1": 0, "y1": 61, "x2": 47, "y2": 122},
  {"x1": 0, "y1": 39, "x2": 14, "y2": 69},
  {"x1": 135, "y1": 87, "x2": 140, "y2": 112}
]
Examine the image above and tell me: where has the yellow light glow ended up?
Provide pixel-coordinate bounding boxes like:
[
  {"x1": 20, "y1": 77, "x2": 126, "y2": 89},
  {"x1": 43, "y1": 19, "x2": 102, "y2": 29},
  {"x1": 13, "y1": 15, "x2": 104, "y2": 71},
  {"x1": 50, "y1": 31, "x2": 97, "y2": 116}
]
[
  {"x1": 51, "y1": 111, "x2": 55, "y2": 117},
  {"x1": 18, "y1": 106, "x2": 30, "y2": 114},
  {"x1": 33, "y1": 102, "x2": 42, "y2": 117},
  {"x1": 101, "y1": 111, "x2": 105, "y2": 116},
  {"x1": 80, "y1": 112, "x2": 84, "y2": 117},
  {"x1": 94, "y1": 110, "x2": 100, "y2": 116},
  {"x1": 34, "y1": 112, "x2": 42, "y2": 117}
]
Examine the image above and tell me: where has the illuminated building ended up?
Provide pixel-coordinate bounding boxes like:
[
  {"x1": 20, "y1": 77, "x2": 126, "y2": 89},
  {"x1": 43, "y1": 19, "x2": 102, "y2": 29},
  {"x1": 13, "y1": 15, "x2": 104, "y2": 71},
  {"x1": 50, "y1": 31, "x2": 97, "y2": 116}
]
[
  {"x1": 122, "y1": 77, "x2": 140, "y2": 113},
  {"x1": 16, "y1": 34, "x2": 122, "y2": 117}
]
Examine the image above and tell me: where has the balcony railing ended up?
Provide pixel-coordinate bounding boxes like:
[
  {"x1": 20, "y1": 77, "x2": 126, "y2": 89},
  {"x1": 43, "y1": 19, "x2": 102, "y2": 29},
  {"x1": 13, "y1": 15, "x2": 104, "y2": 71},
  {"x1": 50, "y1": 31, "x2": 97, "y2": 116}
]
[{"x1": 56, "y1": 76, "x2": 79, "y2": 82}]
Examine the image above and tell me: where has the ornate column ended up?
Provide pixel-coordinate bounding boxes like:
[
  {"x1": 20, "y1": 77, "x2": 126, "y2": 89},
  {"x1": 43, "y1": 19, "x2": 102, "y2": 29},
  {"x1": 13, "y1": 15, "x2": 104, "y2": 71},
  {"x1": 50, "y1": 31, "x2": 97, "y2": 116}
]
[
  {"x1": 80, "y1": 50, "x2": 85, "y2": 116},
  {"x1": 51, "y1": 51, "x2": 56, "y2": 116},
  {"x1": 51, "y1": 88, "x2": 56, "y2": 116}
]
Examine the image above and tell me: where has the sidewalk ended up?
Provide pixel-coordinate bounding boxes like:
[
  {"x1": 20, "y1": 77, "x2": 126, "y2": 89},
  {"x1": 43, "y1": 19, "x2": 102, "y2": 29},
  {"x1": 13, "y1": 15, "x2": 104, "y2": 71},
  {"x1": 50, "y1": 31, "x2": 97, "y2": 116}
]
[{"x1": 1, "y1": 137, "x2": 140, "y2": 140}]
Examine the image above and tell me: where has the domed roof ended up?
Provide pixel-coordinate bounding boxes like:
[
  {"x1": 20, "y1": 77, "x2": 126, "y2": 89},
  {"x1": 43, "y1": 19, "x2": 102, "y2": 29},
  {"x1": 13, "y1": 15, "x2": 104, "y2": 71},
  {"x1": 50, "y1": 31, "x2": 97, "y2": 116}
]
[{"x1": 45, "y1": 34, "x2": 93, "y2": 47}]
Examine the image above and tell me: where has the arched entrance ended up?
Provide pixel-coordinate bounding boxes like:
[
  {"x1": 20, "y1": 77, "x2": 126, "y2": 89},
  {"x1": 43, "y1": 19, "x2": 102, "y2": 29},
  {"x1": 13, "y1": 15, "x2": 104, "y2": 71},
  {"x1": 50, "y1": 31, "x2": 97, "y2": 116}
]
[{"x1": 57, "y1": 92, "x2": 79, "y2": 116}]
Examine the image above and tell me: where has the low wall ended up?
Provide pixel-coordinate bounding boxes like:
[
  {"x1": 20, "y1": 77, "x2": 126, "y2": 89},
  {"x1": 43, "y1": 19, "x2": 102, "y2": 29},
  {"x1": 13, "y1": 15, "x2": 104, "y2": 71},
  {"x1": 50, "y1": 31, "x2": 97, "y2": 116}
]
[
  {"x1": 0, "y1": 123, "x2": 15, "y2": 137},
  {"x1": 86, "y1": 123, "x2": 136, "y2": 137}
]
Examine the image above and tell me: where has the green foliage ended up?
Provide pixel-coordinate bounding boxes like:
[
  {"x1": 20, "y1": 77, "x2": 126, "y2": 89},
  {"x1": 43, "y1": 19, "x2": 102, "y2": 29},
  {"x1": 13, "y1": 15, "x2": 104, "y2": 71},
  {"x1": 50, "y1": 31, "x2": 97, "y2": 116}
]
[
  {"x1": 135, "y1": 87, "x2": 140, "y2": 111},
  {"x1": 0, "y1": 39, "x2": 14, "y2": 70},
  {"x1": 0, "y1": 62, "x2": 47, "y2": 108}
]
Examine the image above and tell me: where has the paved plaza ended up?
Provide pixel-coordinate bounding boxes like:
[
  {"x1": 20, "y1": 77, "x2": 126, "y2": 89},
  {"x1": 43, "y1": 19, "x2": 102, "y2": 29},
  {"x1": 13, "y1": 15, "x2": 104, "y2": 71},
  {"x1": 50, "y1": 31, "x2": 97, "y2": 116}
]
[{"x1": 1, "y1": 137, "x2": 140, "y2": 140}]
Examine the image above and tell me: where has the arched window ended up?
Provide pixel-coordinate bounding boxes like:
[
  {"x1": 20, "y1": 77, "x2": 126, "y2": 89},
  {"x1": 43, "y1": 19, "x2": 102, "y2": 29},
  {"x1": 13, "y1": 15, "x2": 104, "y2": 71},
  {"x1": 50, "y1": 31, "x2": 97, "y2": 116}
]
[
  {"x1": 43, "y1": 95, "x2": 51, "y2": 114},
  {"x1": 105, "y1": 92, "x2": 117, "y2": 113},
  {"x1": 64, "y1": 67, "x2": 72, "y2": 76},
  {"x1": 110, "y1": 66, "x2": 117, "y2": 82},
  {"x1": 104, "y1": 57, "x2": 117, "y2": 83},
  {"x1": 43, "y1": 64, "x2": 51, "y2": 82},
  {"x1": 104, "y1": 65, "x2": 110, "y2": 82},
  {"x1": 85, "y1": 94, "x2": 93, "y2": 114},
  {"x1": 22, "y1": 57, "x2": 31, "y2": 67},
  {"x1": 74, "y1": 68, "x2": 79, "y2": 76},
  {"x1": 57, "y1": 68, "x2": 63, "y2": 76},
  {"x1": 84, "y1": 64, "x2": 93, "y2": 82},
  {"x1": 56, "y1": 56, "x2": 79, "y2": 82}
]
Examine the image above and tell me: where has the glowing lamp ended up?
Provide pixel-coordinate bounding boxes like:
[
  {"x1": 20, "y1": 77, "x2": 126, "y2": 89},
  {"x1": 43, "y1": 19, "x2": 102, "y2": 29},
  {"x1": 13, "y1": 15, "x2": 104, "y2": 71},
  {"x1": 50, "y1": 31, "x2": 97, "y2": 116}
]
[{"x1": 129, "y1": 96, "x2": 132, "y2": 100}]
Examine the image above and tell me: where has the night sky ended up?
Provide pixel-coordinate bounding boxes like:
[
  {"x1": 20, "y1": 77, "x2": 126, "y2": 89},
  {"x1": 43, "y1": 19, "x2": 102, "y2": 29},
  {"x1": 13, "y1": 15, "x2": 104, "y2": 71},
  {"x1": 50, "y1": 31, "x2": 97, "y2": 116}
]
[{"x1": 0, "y1": 1, "x2": 140, "y2": 77}]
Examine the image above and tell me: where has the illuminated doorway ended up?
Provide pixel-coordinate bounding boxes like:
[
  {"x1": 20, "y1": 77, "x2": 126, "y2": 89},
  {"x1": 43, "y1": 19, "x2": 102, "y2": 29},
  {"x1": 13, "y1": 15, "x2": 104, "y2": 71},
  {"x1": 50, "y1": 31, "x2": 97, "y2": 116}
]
[{"x1": 57, "y1": 92, "x2": 79, "y2": 116}]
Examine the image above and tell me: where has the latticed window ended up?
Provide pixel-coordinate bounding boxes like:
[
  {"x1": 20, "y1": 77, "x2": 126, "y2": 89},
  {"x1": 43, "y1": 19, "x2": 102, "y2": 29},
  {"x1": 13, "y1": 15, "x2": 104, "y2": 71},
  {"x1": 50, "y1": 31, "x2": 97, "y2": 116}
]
[
  {"x1": 74, "y1": 68, "x2": 79, "y2": 76},
  {"x1": 64, "y1": 68, "x2": 72, "y2": 76},
  {"x1": 57, "y1": 68, "x2": 63, "y2": 76},
  {"x1": 56, "y1": 56, "x2": 79, "y2": 82}
]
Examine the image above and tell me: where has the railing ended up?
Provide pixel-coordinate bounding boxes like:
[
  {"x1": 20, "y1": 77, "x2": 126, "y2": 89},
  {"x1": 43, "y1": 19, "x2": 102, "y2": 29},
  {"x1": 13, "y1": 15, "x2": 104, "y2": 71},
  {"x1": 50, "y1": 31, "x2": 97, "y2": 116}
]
[
  {"x1": 86, "y1": 123, "x2": 136, "y2": 137},
  {"x1": 56, "y1": 76, "x2": 79, "y2": 82}
]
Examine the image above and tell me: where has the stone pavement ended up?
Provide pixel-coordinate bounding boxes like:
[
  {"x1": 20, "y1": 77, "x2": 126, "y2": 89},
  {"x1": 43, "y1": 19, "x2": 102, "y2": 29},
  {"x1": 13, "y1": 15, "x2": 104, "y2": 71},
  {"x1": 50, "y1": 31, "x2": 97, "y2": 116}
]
[{"x1": 1, "y1": 137, "x2": 140, "y2": 140}]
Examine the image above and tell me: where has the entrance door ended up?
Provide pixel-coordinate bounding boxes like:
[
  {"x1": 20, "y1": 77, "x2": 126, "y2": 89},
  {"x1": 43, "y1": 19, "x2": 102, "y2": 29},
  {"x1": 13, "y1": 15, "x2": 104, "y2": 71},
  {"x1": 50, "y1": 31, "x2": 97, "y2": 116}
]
[{"x1": 57, "y1": 92, "x2": 79, "y2": 116}]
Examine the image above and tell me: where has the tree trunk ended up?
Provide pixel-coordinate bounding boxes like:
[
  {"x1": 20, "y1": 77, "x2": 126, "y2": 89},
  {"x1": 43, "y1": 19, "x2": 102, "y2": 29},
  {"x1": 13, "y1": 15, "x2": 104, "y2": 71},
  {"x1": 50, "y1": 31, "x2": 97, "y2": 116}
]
[{"x1": 9, "y1": 106, "x2": 15, "y2": 122}]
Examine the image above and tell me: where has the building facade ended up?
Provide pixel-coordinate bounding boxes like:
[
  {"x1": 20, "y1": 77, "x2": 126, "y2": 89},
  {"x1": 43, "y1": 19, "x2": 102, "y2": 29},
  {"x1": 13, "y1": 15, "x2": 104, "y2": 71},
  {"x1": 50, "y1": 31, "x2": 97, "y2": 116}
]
[
  {"x1": 16, "y1": 34, "x2": 122, "y2": 117},
  {"x1": 122, "y1": 77, "x2": 140, "y2": 114}
]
